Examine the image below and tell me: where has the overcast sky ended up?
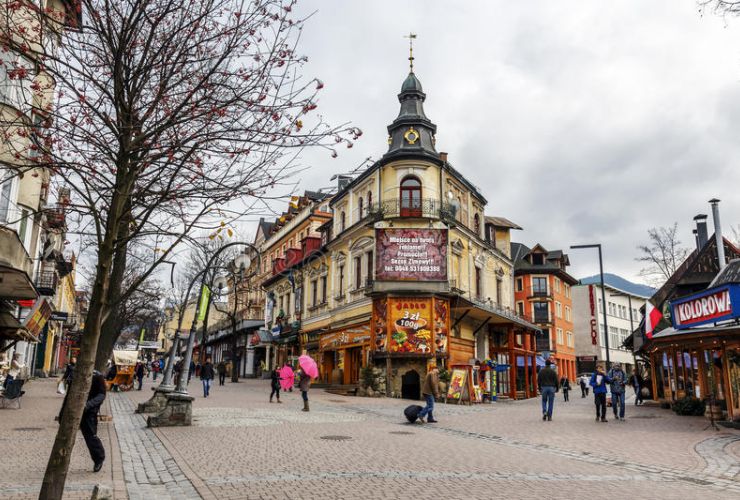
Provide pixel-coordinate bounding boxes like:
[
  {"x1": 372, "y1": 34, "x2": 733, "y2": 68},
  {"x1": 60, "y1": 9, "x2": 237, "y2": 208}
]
[{"x1": 273, "y1": 1, "x2": 740, "y2": 284}]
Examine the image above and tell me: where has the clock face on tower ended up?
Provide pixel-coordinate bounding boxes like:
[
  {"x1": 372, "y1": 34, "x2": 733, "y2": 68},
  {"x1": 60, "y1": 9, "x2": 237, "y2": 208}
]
[{"x1": 403, "y1": 127, "x2": 419, "y2": 145}]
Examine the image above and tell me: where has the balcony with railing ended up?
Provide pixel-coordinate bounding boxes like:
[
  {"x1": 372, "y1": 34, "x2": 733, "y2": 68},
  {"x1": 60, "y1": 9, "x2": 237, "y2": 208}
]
[
  {"x1": 35, "y1": 268, "x2": 59, "y2": 296},
  {"x1": 44, "y1": 205, "x2": 66, "y2": 230},
  {"x1": 535, "y1": 331, "x2": 552, "y2": 352},
  {"x1": 365, "y1": 197, "x2": 469, "y2": 228},
  {"x1": 284, "y1": 247, "x2": 303, "y2": 268},
  {"x1": 525, "y1": 285, "x2": 551, "y2": 300}
]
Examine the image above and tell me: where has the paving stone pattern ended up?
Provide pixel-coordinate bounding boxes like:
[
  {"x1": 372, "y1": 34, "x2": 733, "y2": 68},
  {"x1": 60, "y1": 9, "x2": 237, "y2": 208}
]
[
  {"x1": 109, "y1": 393, "x2": 200, "y2": 500},
  {"x1": 694, "y1": 434, "x2": 740, "y2": 479}
]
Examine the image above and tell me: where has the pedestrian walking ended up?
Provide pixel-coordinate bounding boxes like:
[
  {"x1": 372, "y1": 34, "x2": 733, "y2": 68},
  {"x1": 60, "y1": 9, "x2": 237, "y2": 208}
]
[
  {"x1": 630, "y1": 370, "x2": 643, "y2": 405},
  {"x1": 201, "y1": 357, "x2": 215, "y2": 398},
  {"x1": 279, "y1": 362, "x2": 294, "y2": 392},
  {"x1": 188, "y1": 360, "x2": 196, "y2": 384},
  {"x1": 560, "y1": 376, "x2": 571, "y2": 402},
  {"x1": 579, "y1": 375, "x2": 588, "y2": 398},
  {"x1": 298, "y1": 368, "x2": 311, "y2": 412},
  {"x1": 269, "y1": 367, "x2": 282, "y2": 403},
  {"x1": 418, "y1": 364, "x2": 440, "y2": 423},
  {"x1": 608, "y1": 363, "x2": 627, "y2": 420},
  {"x1": 62, "y1": 357, "x2": 76, "y2": 391},
  {"x1": 217, "y1": 360, "x2": 226, "y2": 386},
  {"x1": 537, "y1": 360, "x2": 558, "y2": 421},
  {"x1": 59, "y1": 371, "x2": 107, "y2": 472},
  {"x1": 152, "y1": 360, "x2": 159, "y2": 381},
  {"x1": 135, "y1": 361, "x2": 145, "y2": 391},
  {"x1": 590, "y1": 365, "x2": 611, "y2": 422}
]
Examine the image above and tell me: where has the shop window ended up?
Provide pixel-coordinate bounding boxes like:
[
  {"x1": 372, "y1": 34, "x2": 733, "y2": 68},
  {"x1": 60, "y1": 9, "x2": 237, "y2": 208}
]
[
  {"x1": 728, "y1": 349, "x2": 740, "y2": 417},
  {"x1": 400, "y1": 176, "x2": 422, "y2": 216}
]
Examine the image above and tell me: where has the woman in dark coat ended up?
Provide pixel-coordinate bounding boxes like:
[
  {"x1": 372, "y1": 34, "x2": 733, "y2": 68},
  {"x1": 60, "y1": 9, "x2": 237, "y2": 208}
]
[{"x1": 269, "y1": 367, "x2": 282, "y2": 403}]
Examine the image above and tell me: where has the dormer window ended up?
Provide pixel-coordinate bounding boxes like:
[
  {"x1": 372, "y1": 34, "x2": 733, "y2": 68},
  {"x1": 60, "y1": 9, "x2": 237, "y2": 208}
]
[
  {"x1": 400, "y1": 176, "x2": 422, "y2": 217},
  {"x1": 532, "y1": 253, "x2": 544, "y2": 265}
]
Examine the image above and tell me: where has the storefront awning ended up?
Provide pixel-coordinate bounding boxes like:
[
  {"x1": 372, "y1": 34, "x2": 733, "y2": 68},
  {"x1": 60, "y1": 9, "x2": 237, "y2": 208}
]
[
  {"x1": 650, "y1": 323, "x2": 740, "y2": 341},
  {"x1": 0, "y1": 264, "x2": 37, "y2": 300},
  {"x1": 0, "y1": 310, "x2": 39, "y2": 343}
]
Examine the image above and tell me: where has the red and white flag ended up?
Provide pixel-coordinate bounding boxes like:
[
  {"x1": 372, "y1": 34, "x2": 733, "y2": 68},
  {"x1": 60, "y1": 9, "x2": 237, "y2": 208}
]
[{"x1": 645, "y1": 301, "x2": 663, "y2": 339}]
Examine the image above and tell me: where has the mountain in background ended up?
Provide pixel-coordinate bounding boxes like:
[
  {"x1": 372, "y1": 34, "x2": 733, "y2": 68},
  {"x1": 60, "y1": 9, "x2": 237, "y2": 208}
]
[{"x1": 578, "y1": 273, "x2": 656, "y2": 298}]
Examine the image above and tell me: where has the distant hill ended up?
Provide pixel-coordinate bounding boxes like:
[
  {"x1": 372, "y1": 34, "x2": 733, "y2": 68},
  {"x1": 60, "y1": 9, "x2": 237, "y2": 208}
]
[{"x1": 578, "y1": 273, "x2": 656, "y2": 298}]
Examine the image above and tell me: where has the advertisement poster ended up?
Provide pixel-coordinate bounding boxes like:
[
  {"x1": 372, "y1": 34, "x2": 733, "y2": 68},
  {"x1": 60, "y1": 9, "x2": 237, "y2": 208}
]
[
  {"x1": 447, "y1": 368, "x2": 468, "y2": 400},
  {"x1": 387, "y1": 299, "x2": 433, "y2": 353},
  {"x1": 319, "y1": 325, "x2": 371, "y2": 351},
  {"x1": 375, "y1": 228, "x2": 447, "y2": 281},
  {"x1": 374, "y1": 298, "x2": 449, "y2": 354}
]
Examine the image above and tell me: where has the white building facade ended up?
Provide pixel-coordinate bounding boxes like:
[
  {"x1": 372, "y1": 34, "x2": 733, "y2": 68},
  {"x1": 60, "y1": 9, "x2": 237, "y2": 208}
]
[{"x1": 573, "y1": 280, "x2": 649, "y2": 374}]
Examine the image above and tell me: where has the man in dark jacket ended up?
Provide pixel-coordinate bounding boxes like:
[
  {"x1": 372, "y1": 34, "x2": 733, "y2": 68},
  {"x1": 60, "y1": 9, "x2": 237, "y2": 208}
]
[
  {"x1": 200, "y1": 358, "x2": 215, "y2": 398},
  {"x1": 590, "y1": 365, "x2": 612, "y2": 422},
  {"x1": 62, "y1": 357, "x2": 76, "y2": 391},
  {"x1": 59, "y1": 371, "x2": 107, "y2": 472},
  {"x1": 217, "y1": 360, "x2": 227, "y2": 386},
  {"x1": 537, "y1": 360, "x2": 558, "y2": 421},
  {"x1": 418, "y1": 365, "x2": 440, "y2": 424},
  {"x1": 83, "y1": 372, "x2": 107, "y2": 471},
  {"x1": 135, "y1": 361, "x2": 145, "y2": 390}
]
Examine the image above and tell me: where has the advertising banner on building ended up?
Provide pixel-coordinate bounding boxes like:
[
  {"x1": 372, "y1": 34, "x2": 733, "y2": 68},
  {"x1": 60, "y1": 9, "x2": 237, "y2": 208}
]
[
  {"x1": 375, "y1": 229, "x2": 447, "y2": 281},
  {"x1": 372, "y1": 298, "x2": 450, "y2": 354}
]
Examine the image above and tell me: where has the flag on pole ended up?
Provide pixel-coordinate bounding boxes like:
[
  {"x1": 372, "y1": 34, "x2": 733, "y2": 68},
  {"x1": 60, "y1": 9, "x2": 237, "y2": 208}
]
[
  {"x1": 197, "y1": 285, "x2": 211, "y2": 321},
  {"x1": 645, "y1": 301, "x2": 663, "y2": 339}
]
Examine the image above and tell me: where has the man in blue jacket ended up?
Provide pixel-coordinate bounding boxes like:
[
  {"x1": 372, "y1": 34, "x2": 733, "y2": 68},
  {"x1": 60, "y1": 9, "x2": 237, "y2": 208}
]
[{"x1": 590, "y1": 365, "x2": 611, "y2": 423}]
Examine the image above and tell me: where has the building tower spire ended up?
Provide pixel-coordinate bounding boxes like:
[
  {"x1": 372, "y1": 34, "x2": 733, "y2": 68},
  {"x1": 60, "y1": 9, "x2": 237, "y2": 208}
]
[
  {"x1": 383, "y1": 33, "x2": 438, "y2": 163},
  {"x1": 404, "y1": 32, "x2": 417, "y2": 72}
]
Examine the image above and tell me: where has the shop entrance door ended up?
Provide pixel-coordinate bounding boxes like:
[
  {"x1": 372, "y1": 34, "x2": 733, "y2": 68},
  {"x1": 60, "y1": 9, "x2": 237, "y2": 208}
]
[{"x1": 345, "y1": 347, "x2": 362, "y2": 385}]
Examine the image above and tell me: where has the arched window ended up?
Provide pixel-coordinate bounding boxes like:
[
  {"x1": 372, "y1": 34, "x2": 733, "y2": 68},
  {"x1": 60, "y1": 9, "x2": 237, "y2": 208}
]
[
  {"x1": 473, "y1": 213, "x2": 481, "y2": 236},
  {"x1": 340, "y1": 211, "x2": 346, "y2": 232},
  {"x1": 400, "y1": 176, "x2": 422, "y2": 216},
  {"x1": 358, "y1": 197, "x2": 364, "y2": 218},
  {"x1": 367, "y1": 190, "x2": 373, "y2": 210}
]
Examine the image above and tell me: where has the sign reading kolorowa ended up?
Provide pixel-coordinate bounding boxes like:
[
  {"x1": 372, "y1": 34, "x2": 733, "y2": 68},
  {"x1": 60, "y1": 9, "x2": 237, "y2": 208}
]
[
  {"x1": 670, "y1": 284, "x2": 740, "y2": 330},
  {"x1": 375, "y1": 228, "x2": 447, "y2": 281}
]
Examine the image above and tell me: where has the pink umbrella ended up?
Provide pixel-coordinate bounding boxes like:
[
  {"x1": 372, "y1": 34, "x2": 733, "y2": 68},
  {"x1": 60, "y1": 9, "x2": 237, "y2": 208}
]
[
  {"x1": 298, "y1": 355, "x2": 319, "y2": 380},
  {"x1": 279, "y1": 365, "x2": 294, "y2": 391}
]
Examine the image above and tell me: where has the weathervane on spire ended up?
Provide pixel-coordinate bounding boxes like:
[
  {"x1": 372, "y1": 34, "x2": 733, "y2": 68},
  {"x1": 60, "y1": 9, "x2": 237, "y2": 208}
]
[{"x1": 404, "y1": 32, "x2": 417, "y2": 72}]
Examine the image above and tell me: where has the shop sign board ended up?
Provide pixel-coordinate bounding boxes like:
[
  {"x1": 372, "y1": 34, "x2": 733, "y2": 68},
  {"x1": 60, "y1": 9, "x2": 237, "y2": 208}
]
[
  {"x1": 375, "y1": 228, "x2": 447, "y2": 281},
  {"x1": 372, "y1": 298, "x2": 450, "y2": 354},
  {"x1": 671, "y1": 284, "x2": 740, "y2": 330},
  {"x1": 23, "y1": 298, "x2": 53, "y2": 338},
  {"x1": 319, "y1": 325, "x2": 371, "y2": 351},
  {"x1": 588, "y1": 285, "x2": 598, "y2": 345}
]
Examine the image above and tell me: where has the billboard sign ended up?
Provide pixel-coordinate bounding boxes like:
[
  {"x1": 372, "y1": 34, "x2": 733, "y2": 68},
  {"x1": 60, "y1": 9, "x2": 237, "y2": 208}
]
[{"x1": 375, "y1": 229, "x2": 447, "y2": 281}]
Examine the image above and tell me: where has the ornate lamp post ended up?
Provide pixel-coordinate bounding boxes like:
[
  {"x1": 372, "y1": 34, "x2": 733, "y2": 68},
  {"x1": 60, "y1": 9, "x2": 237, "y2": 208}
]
[{"x1": 148, "y1": 242, "x2": 259, "y2": 426}]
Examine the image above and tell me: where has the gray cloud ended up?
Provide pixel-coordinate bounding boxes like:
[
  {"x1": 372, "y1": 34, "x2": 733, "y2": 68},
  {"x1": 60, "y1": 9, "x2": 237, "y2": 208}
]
[{"x1": 284, "y1": 0, "x2": 740, "y2": 283}]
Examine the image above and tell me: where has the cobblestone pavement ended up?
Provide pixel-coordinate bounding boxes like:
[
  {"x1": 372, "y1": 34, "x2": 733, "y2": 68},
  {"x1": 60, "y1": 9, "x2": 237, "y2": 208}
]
[
  {"x1": 109, "y1": 393, "x2": 200, "y2": 500},
  {"x1": 121, "y1": 378, "x2": 740, "y2": 500},
  {"x1": 0, "y1": 378, "x2": 123, "y2": 499}
]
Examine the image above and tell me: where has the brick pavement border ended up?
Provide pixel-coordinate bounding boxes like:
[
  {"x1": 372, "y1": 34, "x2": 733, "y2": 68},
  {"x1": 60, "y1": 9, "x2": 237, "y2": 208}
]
[{"x1": 103, "y1": 397, "x2": 128, "y2": 499}]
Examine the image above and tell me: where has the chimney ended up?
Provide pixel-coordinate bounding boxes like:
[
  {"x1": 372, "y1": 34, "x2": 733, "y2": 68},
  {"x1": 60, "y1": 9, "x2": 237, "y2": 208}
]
[
  {"x1": 692, "y1": 229, "x2": 698, "y2": 250},
  {"x1": 710, "y1": 198, "x2": 726, "y2": 270},
  {"x1": 439, "y1": 152, "x2": 448, "y2": 162},
  {"x1": 694, "y1": 214, "x2": 708, "y2": 250}
]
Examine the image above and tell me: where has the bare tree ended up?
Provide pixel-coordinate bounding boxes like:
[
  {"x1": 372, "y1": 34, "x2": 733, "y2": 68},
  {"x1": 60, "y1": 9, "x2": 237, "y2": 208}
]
[
  {"x1": 699, "y1": 1, "x2": 740, "y2": 16},
  {"x1": 2, "y1": 2, "x2": 359, "y2": 497},
  {"x1": 636, "y1": 223, "x2": 690, "y2": 287}
]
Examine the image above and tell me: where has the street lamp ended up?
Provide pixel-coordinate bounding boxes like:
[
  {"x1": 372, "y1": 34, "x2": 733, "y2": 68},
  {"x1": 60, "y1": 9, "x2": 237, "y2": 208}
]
[
  {"x1": 148, "y1": 242, "x2": 260, "y2": 427},
  {"x1": 571, "y1": 244, "x2": 610, "y2": 367}
]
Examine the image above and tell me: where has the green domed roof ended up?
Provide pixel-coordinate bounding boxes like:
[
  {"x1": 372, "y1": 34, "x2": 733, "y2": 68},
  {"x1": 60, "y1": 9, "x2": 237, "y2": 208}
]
[{"x1": 401, "y1": 72, "x2": 423, "y2": 93}]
